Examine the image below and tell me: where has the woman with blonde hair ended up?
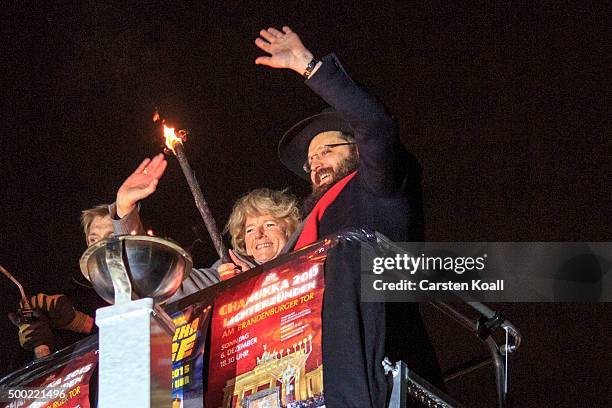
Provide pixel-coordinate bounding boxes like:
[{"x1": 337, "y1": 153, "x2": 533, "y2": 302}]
[
  {"x1": 218, "y1": 188, "x2": 300, "y2": 280},
  {"x1": 110, "y1": 156, "x2": 301, "y2": 300}
]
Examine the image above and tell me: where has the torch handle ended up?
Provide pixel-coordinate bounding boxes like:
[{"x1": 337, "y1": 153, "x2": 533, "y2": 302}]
[
  {"x1": 0, "y1": 264, "x2": 29, "y2": 305},
  {"x1": 174, "y1": 144, "x2": 231, "y2": 264},
  {"x1": 0, "y1": 266, "x2": 52, "y2": 359}
]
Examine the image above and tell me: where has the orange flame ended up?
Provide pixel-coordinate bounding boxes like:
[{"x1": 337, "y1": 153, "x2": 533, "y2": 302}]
[{"x1": 163, "y1": 125, "x2": 183, "y2": 154}]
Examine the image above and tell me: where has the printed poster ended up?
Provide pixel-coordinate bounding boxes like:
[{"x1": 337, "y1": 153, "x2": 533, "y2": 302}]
[
  {"x1": 170, "y1": 302, "x2": 212, "y2": 407},
  {"x1": 206, "y1": 245, "x2": 329, "y2": 408},
  {"x1": 1, "y1": 347, "x2": 98, "y2": 408}
]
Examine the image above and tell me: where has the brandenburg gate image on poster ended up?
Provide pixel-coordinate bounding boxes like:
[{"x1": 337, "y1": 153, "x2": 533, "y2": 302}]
[{"x1": 222, "y1": 335, "x2": 323, "y2": 407}]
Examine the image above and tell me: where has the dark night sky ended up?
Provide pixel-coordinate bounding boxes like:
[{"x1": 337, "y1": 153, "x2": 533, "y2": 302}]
[{"x1": 1, "y1": 2, "x2": 610, "y2": 406}]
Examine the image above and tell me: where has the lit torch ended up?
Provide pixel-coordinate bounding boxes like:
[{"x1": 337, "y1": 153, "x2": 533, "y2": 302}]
[{"x1": 161, "y1": 123, "x2": 230, "y2": 264}]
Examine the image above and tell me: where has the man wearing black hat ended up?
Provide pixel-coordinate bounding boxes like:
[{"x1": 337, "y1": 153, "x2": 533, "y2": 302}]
[
  {"x1": 255, "y1": 26, "x2": 423, "y2": 248},
  {"x1": 255, "y1": 27, "x2": 442, "y2": 407}
]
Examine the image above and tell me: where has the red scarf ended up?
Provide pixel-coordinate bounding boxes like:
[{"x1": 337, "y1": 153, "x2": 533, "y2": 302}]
[{"x1": 294, "y1": 171, "x2": 358, "y2": 250}]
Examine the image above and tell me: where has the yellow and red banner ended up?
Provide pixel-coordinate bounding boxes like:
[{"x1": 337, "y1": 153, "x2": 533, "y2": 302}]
[
  {"x1": 206, "y1": 246, "x2": 329, "y2": 408},
  {"x1": 1, "y1": 341, "x2": 97, "y2": 408},
  {"x1": 2, "y1": 241, "x2": 333, "y2": 408}
]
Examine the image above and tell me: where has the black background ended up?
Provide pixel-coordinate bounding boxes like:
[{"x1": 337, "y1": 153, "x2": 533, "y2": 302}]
[{"x1": 1, "y1": 1, "x2": 609, "y2": 406}]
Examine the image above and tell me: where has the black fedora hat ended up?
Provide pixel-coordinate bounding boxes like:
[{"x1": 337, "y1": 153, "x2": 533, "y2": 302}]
[{"x1": 278, "y1": 107, "x2": 353, "y2": 179}]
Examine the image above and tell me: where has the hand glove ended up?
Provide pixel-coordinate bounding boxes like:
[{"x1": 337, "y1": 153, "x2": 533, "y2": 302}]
[
  {"x1": 25, "y1": 293, "x2": 94, "y2": 334},
  {"x1": 26, "y1": 293, "x2": 75, "y2": 328},
  {"x1": 9, "y1": 311, "x2": 54, "y2": 352}
]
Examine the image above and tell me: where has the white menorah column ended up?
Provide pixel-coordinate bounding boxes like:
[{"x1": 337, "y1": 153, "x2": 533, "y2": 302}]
[{"x1": 96, "y1": 298, "x2": 175, "y2": 408}]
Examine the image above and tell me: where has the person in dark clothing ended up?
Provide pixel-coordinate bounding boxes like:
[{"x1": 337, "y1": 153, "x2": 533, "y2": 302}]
[
  {"x1": 254, "y1": 26, "x2": 424, "y2": 248},
  {"x1": 9, "y1": 204, "x2": 112, "y2": 359},
  {"x1": 255, "y1": 26, "x2": 441, "y2": 407}
]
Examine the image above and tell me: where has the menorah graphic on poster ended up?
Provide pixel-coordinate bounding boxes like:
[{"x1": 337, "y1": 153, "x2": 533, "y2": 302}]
[{"x1": 256, "y1": 334, "x2": 314, "y2": 404}]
